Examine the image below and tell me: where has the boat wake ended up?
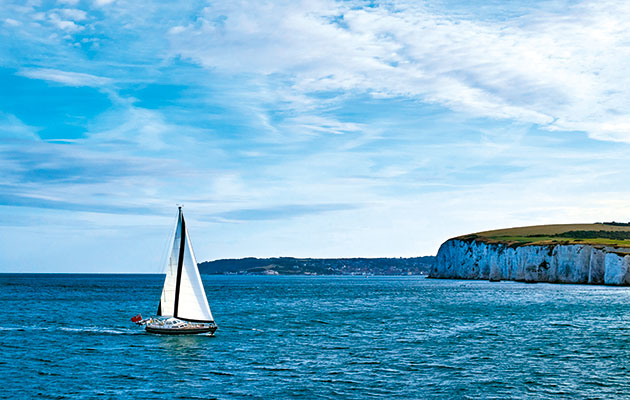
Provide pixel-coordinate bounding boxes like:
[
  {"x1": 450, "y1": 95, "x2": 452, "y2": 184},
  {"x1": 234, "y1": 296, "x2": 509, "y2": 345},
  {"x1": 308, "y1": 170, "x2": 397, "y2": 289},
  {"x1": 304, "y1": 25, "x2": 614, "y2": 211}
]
[
  {"x1": 0, "y1": 326, "x2": 26, "y2": 331},
  {"x1": 58, "y1": 326, "x2": 143, "y2": 335},
  {"x1": 1, "y1": 325, "x2": 145, "y2": 336}
]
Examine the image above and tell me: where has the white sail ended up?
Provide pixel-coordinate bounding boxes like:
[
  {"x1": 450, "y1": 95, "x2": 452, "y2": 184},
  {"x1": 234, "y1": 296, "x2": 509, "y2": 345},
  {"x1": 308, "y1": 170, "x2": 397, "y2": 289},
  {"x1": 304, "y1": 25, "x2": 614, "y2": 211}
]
[
  {"x1": 157, "y1": 219, "x2": 180, "y2": 318},
  {"x1": 157, "y1": 208, "x2": 214, "y2": 322}
]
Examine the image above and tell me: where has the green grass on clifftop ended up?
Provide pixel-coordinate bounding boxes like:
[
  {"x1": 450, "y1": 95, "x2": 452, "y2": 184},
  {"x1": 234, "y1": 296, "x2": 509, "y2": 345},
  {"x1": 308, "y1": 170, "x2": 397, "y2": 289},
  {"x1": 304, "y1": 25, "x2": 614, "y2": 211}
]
[{"x1": 456, "y1": 222, "x2": 630, "y2": 249}]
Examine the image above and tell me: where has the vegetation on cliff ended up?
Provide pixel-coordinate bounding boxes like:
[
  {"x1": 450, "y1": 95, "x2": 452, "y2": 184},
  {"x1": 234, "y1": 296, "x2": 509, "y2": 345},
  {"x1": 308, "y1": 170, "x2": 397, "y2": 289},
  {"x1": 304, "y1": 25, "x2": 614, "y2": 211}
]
[{"x1": 457, "y1": 222, "x2": 630, "y2": 248}]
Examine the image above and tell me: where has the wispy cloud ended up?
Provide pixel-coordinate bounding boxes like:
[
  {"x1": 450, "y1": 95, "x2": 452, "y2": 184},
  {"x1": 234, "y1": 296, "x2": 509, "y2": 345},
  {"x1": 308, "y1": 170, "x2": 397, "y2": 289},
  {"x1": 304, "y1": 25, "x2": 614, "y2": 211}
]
[
  {"x1": 56, "y1": 8, "x2": 87, "y2": 21},
  {"x1": 282, "y1": 115, "x2": 364, "y2": 136},
  {"x1": 0, "y1": 190, "x2": 159, "y2": 215},
  {"x1": 215, "y1": 203, "x2": 359, "y2": 222},
  {"x1": 0, "y1": 113, "x2": 40, "y2": 140},
  {"x1": 94, "y1": 0, "x2": 116, "y2": 6},
  {"x1": 17, "y1": 68, "x2": 112, "y2": 87},
  {"x1": 167, "y1": 0, "x2": 630, "y2": 142},
  {"x1": 4, "y1": 18, "x2": 21, "y2": 26}
]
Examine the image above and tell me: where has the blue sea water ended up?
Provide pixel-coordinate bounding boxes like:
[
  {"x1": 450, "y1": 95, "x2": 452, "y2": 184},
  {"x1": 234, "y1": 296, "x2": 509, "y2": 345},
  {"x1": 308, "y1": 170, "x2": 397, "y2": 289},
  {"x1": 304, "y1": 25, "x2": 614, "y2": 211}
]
[{"x1": 3, "y1": 275, "x2": 630, "y2": 399}]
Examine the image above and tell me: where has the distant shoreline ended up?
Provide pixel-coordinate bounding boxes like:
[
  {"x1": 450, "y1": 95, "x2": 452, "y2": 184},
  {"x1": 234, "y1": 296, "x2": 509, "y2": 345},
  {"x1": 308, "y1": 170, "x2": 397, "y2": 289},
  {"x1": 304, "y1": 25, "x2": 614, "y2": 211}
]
[{"x1": 198, "y1": 256, "x2": 436, "y2": 276}]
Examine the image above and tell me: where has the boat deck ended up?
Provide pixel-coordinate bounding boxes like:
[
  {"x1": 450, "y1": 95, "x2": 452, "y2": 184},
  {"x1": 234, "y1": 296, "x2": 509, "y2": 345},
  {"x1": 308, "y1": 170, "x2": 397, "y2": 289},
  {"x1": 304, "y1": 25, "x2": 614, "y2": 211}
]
[{"x1": 145, "y1": 317, "x2": 217, "y2": 335}]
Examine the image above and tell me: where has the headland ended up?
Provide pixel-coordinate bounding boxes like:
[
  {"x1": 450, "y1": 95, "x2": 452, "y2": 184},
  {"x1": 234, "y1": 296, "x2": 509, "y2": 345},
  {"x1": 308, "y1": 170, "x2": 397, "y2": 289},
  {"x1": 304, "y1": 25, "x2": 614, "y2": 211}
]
[{"x1": 430, "y1": 223, "x2": 630, "y2": 284}]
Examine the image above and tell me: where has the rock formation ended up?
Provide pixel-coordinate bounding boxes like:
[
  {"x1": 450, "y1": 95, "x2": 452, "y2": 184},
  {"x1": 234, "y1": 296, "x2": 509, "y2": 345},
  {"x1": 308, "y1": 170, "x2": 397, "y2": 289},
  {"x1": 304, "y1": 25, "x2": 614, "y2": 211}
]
[{"x1": 430, "y1": 238, "x2": 630, "y2": 285}]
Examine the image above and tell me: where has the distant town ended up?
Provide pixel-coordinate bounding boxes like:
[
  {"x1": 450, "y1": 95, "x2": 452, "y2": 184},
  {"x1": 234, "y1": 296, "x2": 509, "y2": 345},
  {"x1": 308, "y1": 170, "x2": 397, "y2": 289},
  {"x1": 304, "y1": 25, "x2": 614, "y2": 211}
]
[{"x1": 198, "y1": 256, "x2": 436, "y2": 275}]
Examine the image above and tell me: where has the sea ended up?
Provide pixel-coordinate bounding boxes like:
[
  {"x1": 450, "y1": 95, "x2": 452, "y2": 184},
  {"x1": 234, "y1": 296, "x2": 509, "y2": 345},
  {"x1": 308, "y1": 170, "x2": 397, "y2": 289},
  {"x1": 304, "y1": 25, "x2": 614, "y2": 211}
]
[{"x1": 3, "y1": 274, "x2": 630, "y2": 399}]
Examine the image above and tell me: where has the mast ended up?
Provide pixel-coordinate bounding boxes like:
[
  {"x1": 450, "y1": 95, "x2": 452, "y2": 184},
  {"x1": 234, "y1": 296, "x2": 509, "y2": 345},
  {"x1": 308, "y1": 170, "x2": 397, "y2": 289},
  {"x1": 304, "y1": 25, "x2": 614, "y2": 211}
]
[{"x1": 173, "y1": 206, "x2": 186, "y2": 318}]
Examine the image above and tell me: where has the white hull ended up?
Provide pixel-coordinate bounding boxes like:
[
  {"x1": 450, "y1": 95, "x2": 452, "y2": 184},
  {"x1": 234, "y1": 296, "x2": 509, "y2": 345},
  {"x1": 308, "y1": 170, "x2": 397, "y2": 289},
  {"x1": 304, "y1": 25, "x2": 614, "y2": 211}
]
[{"x1": 145, "y1": 317, "x2": 217, "y2": 335}]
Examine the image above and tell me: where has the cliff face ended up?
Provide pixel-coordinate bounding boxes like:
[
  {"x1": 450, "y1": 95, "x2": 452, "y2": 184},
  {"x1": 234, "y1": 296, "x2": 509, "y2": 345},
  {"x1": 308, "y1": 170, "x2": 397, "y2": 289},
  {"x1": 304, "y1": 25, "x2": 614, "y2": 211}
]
[{"x1": 431, "y1": 239, "x2": 630, "y2": 285}]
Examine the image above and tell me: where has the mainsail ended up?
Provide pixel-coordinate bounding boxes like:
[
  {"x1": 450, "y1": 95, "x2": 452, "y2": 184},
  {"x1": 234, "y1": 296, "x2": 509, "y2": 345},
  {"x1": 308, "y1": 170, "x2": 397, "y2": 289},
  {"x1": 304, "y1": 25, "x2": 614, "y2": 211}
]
[{"x1": 157, "y1": 207, "x2": 214, "y2": 322}]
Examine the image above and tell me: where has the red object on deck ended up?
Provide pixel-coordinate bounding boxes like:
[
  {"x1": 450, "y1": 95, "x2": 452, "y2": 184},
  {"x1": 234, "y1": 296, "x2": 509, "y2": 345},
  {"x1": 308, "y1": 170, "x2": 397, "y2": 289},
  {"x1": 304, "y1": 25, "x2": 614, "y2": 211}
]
[{"x1": 131, "y1": 314, "x2": 142, "y2": 323}]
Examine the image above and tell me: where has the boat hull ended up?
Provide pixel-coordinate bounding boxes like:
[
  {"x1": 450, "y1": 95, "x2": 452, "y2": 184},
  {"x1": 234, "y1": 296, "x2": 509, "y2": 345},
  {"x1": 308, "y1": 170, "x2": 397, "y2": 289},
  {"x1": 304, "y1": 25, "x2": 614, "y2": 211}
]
[
  {"x1": 145, "y1": 325, "x2": 217, "y2": 335},
  {"x1": 144, "y1": 317, "x2": 217, "y2": 335}
]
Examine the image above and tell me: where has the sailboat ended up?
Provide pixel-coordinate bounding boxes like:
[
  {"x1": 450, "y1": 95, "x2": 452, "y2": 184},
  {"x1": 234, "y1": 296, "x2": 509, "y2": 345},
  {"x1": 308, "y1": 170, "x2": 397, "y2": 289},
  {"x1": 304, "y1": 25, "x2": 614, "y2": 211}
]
[{"x1": 137, "y1": 206, "x2": 217, "y2": 335}]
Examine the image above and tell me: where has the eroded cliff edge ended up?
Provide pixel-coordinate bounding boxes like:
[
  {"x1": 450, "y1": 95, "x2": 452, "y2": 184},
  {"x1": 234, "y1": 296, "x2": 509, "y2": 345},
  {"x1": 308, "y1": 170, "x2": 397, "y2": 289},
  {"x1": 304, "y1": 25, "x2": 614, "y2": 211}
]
[{"x1": 430, "y1": 238, "x2": 630, "y2": 285}]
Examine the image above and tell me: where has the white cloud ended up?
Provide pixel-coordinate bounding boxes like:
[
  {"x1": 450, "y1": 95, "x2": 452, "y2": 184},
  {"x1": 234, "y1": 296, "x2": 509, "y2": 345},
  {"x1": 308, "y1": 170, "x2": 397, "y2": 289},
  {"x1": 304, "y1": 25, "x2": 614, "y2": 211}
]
[
  {"x1": 94, "y1": 0, "x2": 115, "y2": 6},
  {"x1": 168, "y1": 25, "x2": 185, "y2": 34},
  {"x1": 17, "y1": 68, "x2": 112, "y2": 87},
  {"x1": 31, "y1": 12, "x2": 46, "y2": 21},
  {"x1": 87, "y1": 107, "x2": 171, "y2": 150},
  {"x1": 48, "y1": 12, "x2": 83, "y2": 32},
  {"x1": 167, "y1": 0, "x2": 630, "y2": 142},
  {"x1": 86, "y1": 106, "x2": 220, "y2": 152},
  {"x1": 58, "y1": 8, "x2": 87, "y2": 21},
  {"x1": 4, "y1": 18, "x2": 21, "y2": 26},
  {"x1": 283, "y1": 115, "x2": 363, "y2": 135},
  {"x1": 0, "y1": 113, "x2": 40, "y2": 140}
]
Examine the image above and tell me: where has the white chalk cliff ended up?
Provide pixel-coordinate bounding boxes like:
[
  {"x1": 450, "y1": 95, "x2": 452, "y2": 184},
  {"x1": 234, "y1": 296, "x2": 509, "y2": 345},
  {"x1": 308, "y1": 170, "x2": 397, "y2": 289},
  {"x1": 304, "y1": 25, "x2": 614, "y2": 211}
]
[{"x1": 430, "y1": 239, "x2": 630, "y2": 285}]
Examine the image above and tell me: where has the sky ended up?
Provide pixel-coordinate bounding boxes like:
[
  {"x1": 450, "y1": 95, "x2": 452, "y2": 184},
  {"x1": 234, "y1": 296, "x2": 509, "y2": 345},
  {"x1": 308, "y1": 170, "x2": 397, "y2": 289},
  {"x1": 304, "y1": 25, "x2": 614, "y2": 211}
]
[{"x1": 2, "y1": 0, "x2": 630, "y2": 272}]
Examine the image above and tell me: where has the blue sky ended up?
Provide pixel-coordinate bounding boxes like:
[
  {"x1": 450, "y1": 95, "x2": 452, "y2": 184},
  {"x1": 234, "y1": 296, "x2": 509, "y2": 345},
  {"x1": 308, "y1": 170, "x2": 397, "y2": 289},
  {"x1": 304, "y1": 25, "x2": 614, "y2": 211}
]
[{"x1": 2, "y1": 0, "x2": 630, "y2": 272}]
